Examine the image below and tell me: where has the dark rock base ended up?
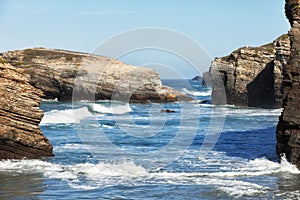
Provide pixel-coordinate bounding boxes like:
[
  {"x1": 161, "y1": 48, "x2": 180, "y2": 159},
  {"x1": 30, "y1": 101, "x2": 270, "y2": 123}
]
[{"x1": 0, "y1": 140, "x2": 53, "y2": 159}]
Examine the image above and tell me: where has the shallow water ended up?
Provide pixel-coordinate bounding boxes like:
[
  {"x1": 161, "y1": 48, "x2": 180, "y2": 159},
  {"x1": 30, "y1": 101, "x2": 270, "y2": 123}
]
[{"x1": 1, "y1": 80, "x2": 299, "y2": 199}]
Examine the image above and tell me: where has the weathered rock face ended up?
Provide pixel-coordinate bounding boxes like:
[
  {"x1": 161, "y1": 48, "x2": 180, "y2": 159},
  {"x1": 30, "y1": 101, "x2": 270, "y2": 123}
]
[
  {"x1": 201, "y1": 71, "x2": 212, "y2": 87},
  {"x1": 276, "y1": 0, "x2": 300, "y2": 169},
  {"x1": 1, "y1": 48, "x2": 192, "y2": 103},
  {"x1": 210, "y1": 35, "x2": 290, "y2": 108},
  {"x1": 0, "y1": 58, "x2": 53, "y2": 159}
]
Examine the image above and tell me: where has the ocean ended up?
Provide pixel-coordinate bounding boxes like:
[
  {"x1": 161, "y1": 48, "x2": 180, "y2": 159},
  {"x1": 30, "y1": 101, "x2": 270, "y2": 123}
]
[{"x1": 0, "y1": 79, "x2": 299, "y2": 199}]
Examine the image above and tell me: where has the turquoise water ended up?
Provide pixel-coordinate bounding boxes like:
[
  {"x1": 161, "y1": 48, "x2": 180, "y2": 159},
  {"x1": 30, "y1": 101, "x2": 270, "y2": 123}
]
[{"x1": 0, "y1": 80, "x2": 300, "y2": 199}]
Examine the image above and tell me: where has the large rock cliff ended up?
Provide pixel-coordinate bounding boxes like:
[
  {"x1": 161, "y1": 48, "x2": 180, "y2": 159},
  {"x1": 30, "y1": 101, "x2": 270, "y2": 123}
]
[
  {"x1": 276, "y1": 0, "x2": 300, "y2": 169},
  {"x1": 0, "y1": 58, "x2": 53, "y2": 159},
  {"x1": 1, "y1": 48, "x2": 191, "y2": 103},
  {"x1": 210, "y1": 35, "x2": 290, "y2": 108}
]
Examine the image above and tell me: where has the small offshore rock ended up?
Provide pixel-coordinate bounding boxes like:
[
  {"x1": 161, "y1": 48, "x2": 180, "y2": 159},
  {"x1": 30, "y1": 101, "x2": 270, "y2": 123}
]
[{"x1": 160, "y1": 109, "x2": 176, "y2": 113}]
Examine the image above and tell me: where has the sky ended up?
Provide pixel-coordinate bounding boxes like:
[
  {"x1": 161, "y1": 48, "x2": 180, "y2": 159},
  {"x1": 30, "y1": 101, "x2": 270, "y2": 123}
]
[{"x1": 0, "y1": 0, "x2": 290, "y2": 78}]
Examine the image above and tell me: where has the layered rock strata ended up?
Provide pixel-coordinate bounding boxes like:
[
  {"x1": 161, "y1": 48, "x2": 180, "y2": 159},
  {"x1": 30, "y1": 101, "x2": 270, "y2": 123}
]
[
  {"x1": 1, "y1": 48, "x2": 192, "y2": 103},
  {"x1": 276, "y1": 0, "x2": 300, "y2": 169},
  {"x1": 0, "y1": 58, "x2": 53, "y2": 159},
  {"x1": 210, "y1": 35, "x2": 290, "y2": 108}
]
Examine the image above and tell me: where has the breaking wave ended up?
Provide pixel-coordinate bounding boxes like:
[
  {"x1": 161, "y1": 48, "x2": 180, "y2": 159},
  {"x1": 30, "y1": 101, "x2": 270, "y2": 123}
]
[
  {"x1": 0, "y1": 154, "x2": 298, "y2": 197},
  {"x1": 182, "y1": 88, "x2": 212, "y2": 96},
  {"x1": 40, "y1": 107, "x2": 92, "y2": 124},
  {"x1": 91, "y1": 103, "x2": 133, "y2": 115}
]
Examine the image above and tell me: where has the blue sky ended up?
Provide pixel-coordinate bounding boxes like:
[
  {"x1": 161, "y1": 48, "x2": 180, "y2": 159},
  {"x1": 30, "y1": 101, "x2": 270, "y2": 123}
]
[{"x1": 0, "y1": 0, "x2": 290, "y2": 78}]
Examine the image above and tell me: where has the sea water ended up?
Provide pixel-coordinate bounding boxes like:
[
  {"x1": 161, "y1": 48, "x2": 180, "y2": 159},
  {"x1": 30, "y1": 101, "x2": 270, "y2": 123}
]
[{"x1": 0, "y1": 80, "x2": 300, "y2": 199}]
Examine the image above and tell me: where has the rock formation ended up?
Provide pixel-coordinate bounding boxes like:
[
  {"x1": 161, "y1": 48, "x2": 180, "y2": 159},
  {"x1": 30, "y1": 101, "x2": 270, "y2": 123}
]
[
  {"x1": 160, "y1": 109, "x2": 176, "y2": 113},
  {"x1": 191, "y1": 76, "x2": 202, "y2": 81},
  {"x1": 276, "y1": 0, "x2": 300, "y2": 169},
  {"x1": 201, "y1": 71, "x2": 212, "y2": 87},
  {"x1": 1, "y1": 48, "x2": 192, "y2": 103},
  {"x1": 0, "y1": 58, "x2": 53, "y2": 159},
  {"x1": 209, "y1": 35, "x2": 290, "y2": 108}
]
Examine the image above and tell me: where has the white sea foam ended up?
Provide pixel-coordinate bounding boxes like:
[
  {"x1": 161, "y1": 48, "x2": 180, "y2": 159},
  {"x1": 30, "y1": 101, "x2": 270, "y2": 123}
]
[
  {"x1": 91, "y1": 103, "x2": 132, "y2": 115},
  {"x1": 215, "y1": 179, "x2": 267, "y2": 198},
  {"x1": 182, "y1": 88, "x2": 212, "y2": 96},
  {"x1": 42, "y1": 98, "x2": 58, "y2": 102},
  {"x1": 62, "y1": 143, "x2": 89, "y2": 150},
  {"x1": 40, "y1": 107, "x2": 92, "y2": 124},
  {"x1": 67, "y1": 184, "x2": 98, "y2": 190},
  {"x1": 152, "y1": 155, "x2": 299, "y2": 197},
  {"x1": 0, "y1": 159, "x2": 148, "y2": 189},
  {"x1": 155, "y1": 157, "x2": 300, "y2": 179},
  {"x1": 207, "y1": 156, "x2": 300, "y2": 177},
  {"x1": 69, "y1": 161, "x2": 148, "y2": 179},
  {"x1": 206, "y1": 107, "x2": 282, "y2": 118},
  {"x1": 0, "y1": 155, "x2": 298, "y2": 196},
  {"x1": 275, "y1": 191, "x2": 300, "y2": 199},
  {"x1": 0, "y1": 159, "x2": 76, "y2": 180},
  {"x1": 225, "y1": 108, "x2": 283, "y2": 117},
  {"x1": 149, "y1": 172, "x2": 268, "y2": 197},
  {"x1": 0, "y1": 159, "x2": 269, "y2": 197}
]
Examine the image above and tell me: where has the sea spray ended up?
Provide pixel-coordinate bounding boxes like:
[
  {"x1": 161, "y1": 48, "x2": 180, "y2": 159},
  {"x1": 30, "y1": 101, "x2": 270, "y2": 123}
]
[{"x1": 40, "y1": 107, "x2": 92, "y2": 124}]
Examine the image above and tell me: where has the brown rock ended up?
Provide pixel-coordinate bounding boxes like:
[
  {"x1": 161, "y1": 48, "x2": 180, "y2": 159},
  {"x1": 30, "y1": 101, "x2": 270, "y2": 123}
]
[
  {"x1": 1, "y1": 48, "x2": 192, "y2": 103},
  {"x1": 0, "y1": 58, "x2": 53, "y2": 159},
  {"x1": 276, "y1": 0, "x2": 300, "y2": 169},
  {"x1": 209, "y1": 34, "x2": 290, "y2": 108}
]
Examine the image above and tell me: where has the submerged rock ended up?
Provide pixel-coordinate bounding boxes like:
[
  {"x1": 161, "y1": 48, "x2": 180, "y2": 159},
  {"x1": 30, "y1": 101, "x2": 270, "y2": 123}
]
[
  {"x1": 209, "y1": 34, "x2": 290, "y2": 108},
  {"x1": 197, "y1": 99, "x2": 210, "y2": 104},
  {"x1": 160, "y1": 109, "x2": 176, "y2": 113},
  {"x1": 276, "y1": 0, "x2": 300, "y2": 169},
  {"x1": 1, "y1": 48, "x2": 192, "y2": 103},
  {"x1": 0, "y1": 58, "x2": 53, "y2": 159}
]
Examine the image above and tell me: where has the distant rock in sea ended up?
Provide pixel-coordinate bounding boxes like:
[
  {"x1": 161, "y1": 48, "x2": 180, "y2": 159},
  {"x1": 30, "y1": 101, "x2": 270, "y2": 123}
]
[
  {"x1": 191, "y1": 75, "x2": 202, "y2": 81},
  {"x1": 276, "y1": 0, "x2": 300, "y2": 169},
  {"x1": 1, "y1": 48, "x2": 192, "y2": 103},
  {"x1": 0, "y1": 58, "x2": 53, "y2": 159},
  {"x1": 209, "y1": 34, "x2": 290, "y2": 108}
]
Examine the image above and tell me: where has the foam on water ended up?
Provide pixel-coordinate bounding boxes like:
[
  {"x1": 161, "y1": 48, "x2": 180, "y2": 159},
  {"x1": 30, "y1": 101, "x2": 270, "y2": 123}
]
[
  {"x1": 41, "y1": 98, "x2": 58, "y2": 102},
  {"x1": 223, "y1": 108, "x2": 283, "y2": 117},
  {"x1": 0, "y1": 154, "x2": 298, "y2": 197},
  {"x1": 0, "y1": 159, "x2": 148, "y2": 189},
  {"x1": 207, "y1": 156, "x2": 300, "y2": 177},
  {"x1": 203, "y1": 106, "x2": 282, "y2": 117},
  {"x1": 91, "y1": 103, "x2": 133, "y2": 115},
  {"x1": 40, "y1": 107, "x2": 92, "y2": 124},
  {"x1": 276, "y1": 191, "x2": 300, "y2": 199},
  {"x1": 0, "y1": 159, "x2": 76, "y2": 180},
  {"x1": 0, "y1": 159, "x2": 148, "y2": 179},
  {"x1": 215, "y1": 179, "x2": 267, "y2": 198},
  {"x1": 182, "y1": 88, "x2": 212, "y2": 96},
  {"x1": 69, "y1": 161, "x2": 148, "y2": 179},
  {"x1": 62, "y1": 143, "x2": 89, "y2": 150}
]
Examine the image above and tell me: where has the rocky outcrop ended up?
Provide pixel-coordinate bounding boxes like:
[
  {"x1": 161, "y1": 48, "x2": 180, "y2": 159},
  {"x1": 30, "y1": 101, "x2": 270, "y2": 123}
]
[
  {"x1": 0, "y1": 58, "x2": 53, "y2": 159},
  {"x1": 1, "y1": 48, "x2": 192, "y2": 103},
  {"x1": 201, "y1": 71, "x2": 212, "y2": 87},
  {"x1": 276, "y1": 0, "x2": 300, "y2": 169},
  {"x1": 191, "y1": 76, "x2": 202, "y2": 81},
  {"x1": 210, "y1": 35, "x2": 290, "y2": 108}
]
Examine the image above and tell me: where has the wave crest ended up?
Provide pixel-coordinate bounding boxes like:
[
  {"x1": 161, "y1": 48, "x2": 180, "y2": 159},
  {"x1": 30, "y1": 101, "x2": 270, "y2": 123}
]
[{"x1": 182, "y1": 88, "x2": 211, "y2": 96}]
